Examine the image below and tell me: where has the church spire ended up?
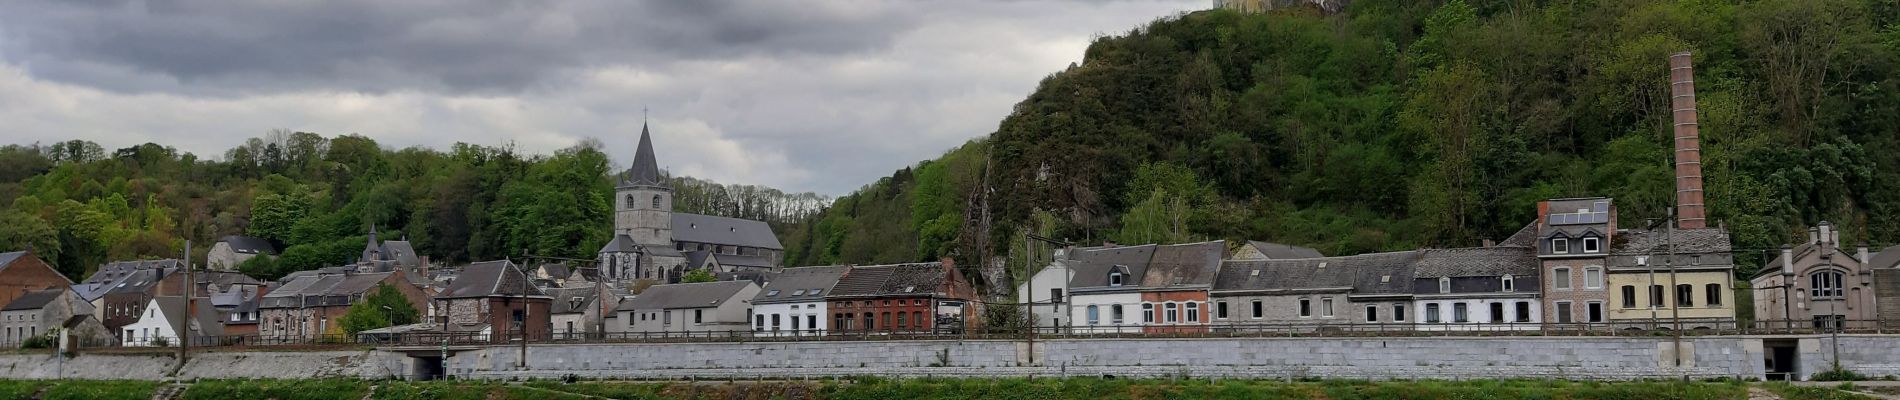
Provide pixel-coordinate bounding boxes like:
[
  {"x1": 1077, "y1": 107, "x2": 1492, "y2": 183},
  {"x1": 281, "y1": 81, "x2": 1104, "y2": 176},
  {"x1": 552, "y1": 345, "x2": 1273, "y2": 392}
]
[{"x1": 622, "y1": 122, "x2": 667, "y2": 188}]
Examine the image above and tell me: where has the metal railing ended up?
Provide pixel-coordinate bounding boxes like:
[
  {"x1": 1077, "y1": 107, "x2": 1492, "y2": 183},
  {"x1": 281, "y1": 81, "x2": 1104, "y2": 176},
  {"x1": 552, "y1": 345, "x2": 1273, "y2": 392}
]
[{"x1": 43, "y1": 318, "x2": 1900, "y2": 351}]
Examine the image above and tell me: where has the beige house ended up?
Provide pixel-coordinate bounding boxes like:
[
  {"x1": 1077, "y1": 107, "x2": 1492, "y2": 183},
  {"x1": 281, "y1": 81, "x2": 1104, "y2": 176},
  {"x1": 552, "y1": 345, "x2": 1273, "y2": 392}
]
[
  {"x1": 614, "y1": 280, "x2": 759, "y2": 334},
  {"x1": 1605, "y1": 228, "x2": 1736, "y2": 329},
  {"x1": 1752, "y1": 222, "x2": 1878, "y2": 330},
  {"x1": 206, "y1": 236, "x2": 279, "y2": 271}
]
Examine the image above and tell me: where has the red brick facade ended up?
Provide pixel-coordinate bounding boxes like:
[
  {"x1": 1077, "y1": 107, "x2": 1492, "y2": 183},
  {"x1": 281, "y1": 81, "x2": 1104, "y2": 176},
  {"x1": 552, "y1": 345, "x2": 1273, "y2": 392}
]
[
  {"x1": 1142, "y1": 290, "x2": 1211, "y2": 334},
  {"x1": 0, "y1": 252, "x2": 71, "y2": 308}
]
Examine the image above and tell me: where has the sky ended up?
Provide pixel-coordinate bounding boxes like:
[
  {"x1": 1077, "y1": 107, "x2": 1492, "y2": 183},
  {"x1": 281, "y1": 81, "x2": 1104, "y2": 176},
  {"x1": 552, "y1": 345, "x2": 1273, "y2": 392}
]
[{"x1": 0, "y1": 0, "x2": 1204, "y2": 196}]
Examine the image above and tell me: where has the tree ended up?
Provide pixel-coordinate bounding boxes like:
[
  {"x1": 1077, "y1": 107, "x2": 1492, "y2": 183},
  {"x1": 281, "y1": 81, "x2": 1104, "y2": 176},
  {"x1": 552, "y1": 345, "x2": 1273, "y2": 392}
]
[
  {"x1": 0, "y1": 210, "x2": 59, "y2": 266},
  {"x1": 338, "y1": 283, "x2": 420, "y2": 335},
  {"x1": 247, "y1": 193, "x2": 307, "y2": 242},
  {"x1": 681, "y1": 269, "x2": 716, "y2": 283}
]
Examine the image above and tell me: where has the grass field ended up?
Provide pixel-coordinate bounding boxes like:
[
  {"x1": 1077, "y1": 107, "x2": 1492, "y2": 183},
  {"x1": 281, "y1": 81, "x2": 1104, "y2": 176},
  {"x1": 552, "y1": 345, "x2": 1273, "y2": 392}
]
[{"x1": 0, "y1": 378, "x2": 1872, "y2": 399}]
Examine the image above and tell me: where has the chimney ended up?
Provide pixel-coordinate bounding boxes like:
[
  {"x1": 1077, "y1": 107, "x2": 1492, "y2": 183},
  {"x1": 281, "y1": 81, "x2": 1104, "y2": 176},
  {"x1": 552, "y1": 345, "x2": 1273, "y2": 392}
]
[
  {"x1": 1809, "y1": 227, "x2": 1821, "y2": 245},
  {"x1": 1669, "y1": 52, "x2": 1708, "y2": 229},
  {"x1": 1482, "y1": 239, "x2": 1495, "y2": 248},
  {"x1": 1859, "y1": 243, "x2": 1871, "y2": 264},
  {"x1": 1782, "y1": 245, "x2": 1795, "y2": 276},
  {"x1": 1819, "y1": 222, "x2": 1834, "y2": 246}
]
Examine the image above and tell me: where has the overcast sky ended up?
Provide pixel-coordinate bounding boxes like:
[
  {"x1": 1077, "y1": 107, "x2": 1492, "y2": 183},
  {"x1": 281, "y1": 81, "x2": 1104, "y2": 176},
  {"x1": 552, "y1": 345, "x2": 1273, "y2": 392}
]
[{"x1": 0, "y1": 0, "x2": 1202, "y2": 195}]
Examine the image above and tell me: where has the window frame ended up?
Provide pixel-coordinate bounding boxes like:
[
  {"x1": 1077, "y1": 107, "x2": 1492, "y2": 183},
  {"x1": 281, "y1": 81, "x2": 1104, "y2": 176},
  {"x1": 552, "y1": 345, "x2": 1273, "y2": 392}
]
[
  {"x1": 1552, "y1": 267, "x2": 1572, "y2": 290},
  {"x1": 1425, "y1": 303, "x2": 1441, "y2": 323},
  {"x1": 1582, "y1": 237, "x2": 1600, "y2": 253},
  {"x1": 1251, "y1": 300, "x2": 1263, "y2": 319},
  {"x1": 1554, "y1": 301, "x2": 1573, "y2": 323},
  {"x1": 1452, "y1": 302, "x2": 1469, "y2": 323},
  {"x1": 1185, "y1": 302, "x2": 1200, "y2": 323},
  {"x1": 1141, "y1": 303, "x2": 1155, "y2": 323},
  {"x1": 1501, "y1": 275, "x2": 1515, "y2": 292},
  {"x1": 1320, "y1": 298, "x2": 1334, "y2": 318},
  {"x1": 1810, "y1": 270, "x2": 1845, "y2": 299},
  {"x1": 1163, "y1": 302, "x2": 1180, "y2": 324},
  {"x1": 1298, "y1": 298, "x2": 1312, "y2": 318},
  {"x1": 1583, "y1": 267, "x2": 1603, "y2": 289},
  {"x1": 1705, "y1": 283, "x2": 1723, "y2": 306},
  {"x1": 1215, "y1": 301, "x2": 1229, "y2": 320},
  {"x1": 1489, "y1": 302, "x2": 1505, "y2": 323},
  {"x1": 1621, "y1": 285, "x2": 1637, "y2": 309},
  {"x1": 1086, "y1": 305, "x2": 1100, "y2": 325},
  {"x1": 1393, "y1": 303, "x2": 1407, "y2": 322},
  {"x1": 1439, "y1": 277, "x2": 1451, "y2": 294},
  {"x1": 1514, "y1": 301, "x2": 1532, "y2": 323},
  {"x1": 1585, "y1": 301, "x2": 1604, "y2": 323},
  {"x1": 1552, "y1": 238, "x2": 1570, "y2": 254},
  {"x1": 1111, "y1": 304, "x2": 1124, "y2": 324},
  {"x1": 1364, "y1": 305, "x2": 1379, "y2": 323},
  {"x1": 1675, "y1": 284, "x2": 1695, "y2": 307}
]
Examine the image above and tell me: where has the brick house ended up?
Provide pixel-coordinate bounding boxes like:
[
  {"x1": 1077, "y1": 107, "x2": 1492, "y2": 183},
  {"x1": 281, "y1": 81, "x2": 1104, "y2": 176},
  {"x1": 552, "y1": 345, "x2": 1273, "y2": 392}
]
[
  {"x1": 1532, "y1": 198, "x2": 1615, "y2": 327},
  {"x1": 431, "y1": 260, "x2": 552, "y2": 342},
  {"x1": 1066, "y1": 241, "x2": 1225, "y2": 334},
  {"x1": 1211, "y1": 251, "x2": 1419, "y2": 331},
  {"x1": 258, "y1": 271, "x2": 429, "y2": 342},
  {"x1": 0, "y1": 251, "x2": 73, "y2": 309},
  {"x1": 826, "y1": 261, "x2": 978, "y2": 334}
]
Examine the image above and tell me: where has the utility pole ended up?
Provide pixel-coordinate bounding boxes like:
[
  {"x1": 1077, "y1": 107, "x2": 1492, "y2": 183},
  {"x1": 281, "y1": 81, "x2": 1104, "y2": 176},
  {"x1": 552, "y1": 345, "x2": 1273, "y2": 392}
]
[
  {"x1": 1666, "y1": 210, "x2": 1682, "y2": 366},
  {"x1": 174, "y1": 240, "x2": 193, "y2": 375},
  {"x1": 1023, "y1": 230, "x2": 1034, "y2": 366},
  {"x1": 518, "y1": 250, "x2": 529, "y2": 369}
]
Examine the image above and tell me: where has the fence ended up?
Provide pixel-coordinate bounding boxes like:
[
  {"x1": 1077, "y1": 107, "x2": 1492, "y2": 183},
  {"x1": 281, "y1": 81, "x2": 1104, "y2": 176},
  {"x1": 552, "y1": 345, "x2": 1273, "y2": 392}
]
[{"x1": 40, "y1": 317, "x2": 1900, "y2": 351}]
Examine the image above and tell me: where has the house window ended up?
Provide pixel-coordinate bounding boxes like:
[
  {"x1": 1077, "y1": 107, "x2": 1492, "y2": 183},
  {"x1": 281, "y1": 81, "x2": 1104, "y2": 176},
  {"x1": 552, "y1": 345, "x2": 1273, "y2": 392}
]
[
  {"x1": 811, "y1": 314, "x2": 821, "y2": 330},
  {"x1": 1086, "y1": 305, "x2": 1100, "y2": 325},
  {"x1": 754, "y1": 315, "x2": 764, "y2": 330},
  {"x1": 1364, "y1": 305, "x2": 1378, "y2": 322},
  {"x1": 1649, "y1": 285, "x2": 1665, "y2": 307},
  {"x1": 895, "y1": 312, "x2": 905, "y2": 327},
  {"x1": 1425, "y1": 303, "x2": 1441, "y2": 323},
  {"x1": 1553, "y1": 268, "x2": 1572, "y2": 289},
  {"x1": 1393, "y1": 303, "x2": 1407, "y2": 322},
  {"x1": 1489, "y1": 303, "x2": 1504, "y2": 323},
  {"x1": 1705, "y1": 283, "x2": 1723, "y2": 306},
  {"x1": 1555, "y1": 301, "x2": 1573, "y2": 323},
  {"x1": 1298, "y1": 299, "x2": 1312, "y2": 317},
  {"x1": 1110, "y1": 304, "x2": 1124, "y2": 324},
  {"x1": 1141, "y1": 303, "x2": 1154, "y2": 323},
  {"x1": 1514, "y1": 301, "x2": 1531, "y2": 322},
  {"x1": 1586, "y1": 301, "x2": 1604, "y2": 323},
  {"x1": 1186, "y1": 302, "x2": 1200, "y2": 323},
  {"x1": 624, "y1": 195, "x2": 636, "y2": 209},
  {"x1": 1810, "y1": 271, "x2": 1844, "y2": 299},
  {"x1": 663, "y1": 310, "x2": 671, "y2": 325},
  {"x1": 1109, "y1": 272, "x2": 1124, "y2": 287},
  {"x1": 883, "y1": 312, "x2": 892, "y2": 328},
  {"x1": 1621, "y1": 285, "x2": 1637, "y2": 308},
  {"x1": 1583, "y1": 267, "x2": 1603, "y2": 289},
  {"x1": 1215, "y1": 301, "x2": 1229, "y2": 320},
  {"x1": 1675, "y1": 284, "x2": 1694, "y2": 307},
  {"x1": 1582, "y1": 237, "x2": 1600, "y2": 253},
  {"x1": 1251, "y1": 300, "x2": 1263, "y2": 319},
  {"x1": 1320, "y1": 298, "x2": 1334, "y2": 318},
  {"x1": 1552, "y1": 238, "x2": 1570, "y2": 254},
  {"x1": 1438, "y1": 277, "x2": 1451, "y2": 294},
  {"x1": 694, "y1": 309, "x2": 703, "y2": 324},
  {"x1": 1164, "y1": 302, "x2": 1179, "y2": 323},
  {"x1": 1452, "y1": 303, "x2": 1468, "y2": 323},
  {"x1": 770, "y1": 314, "x2": 781, "y2": 330},
  {"x1": 1050, "y1": 288, "x2": 1064, "y2": 302},
  {"x1": 1501, "y1": 275, "x2": 1515, "y2": 292},
  {"x1": 909, "y1": 312, "x2": 920, "y2": 328}
]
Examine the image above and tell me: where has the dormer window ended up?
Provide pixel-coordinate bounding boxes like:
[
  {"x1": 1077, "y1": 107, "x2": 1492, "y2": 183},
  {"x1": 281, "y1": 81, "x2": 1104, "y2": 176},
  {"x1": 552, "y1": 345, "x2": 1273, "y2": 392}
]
[
  {"x1": 1551, "y1": 238, "x2": 1570, "y2": 254},
  {"x1": 1109, "y1": 272, "x2": 1124, "y2": 287},
  {"x1": 1582, "y1": 237, "x2": 1600, "y2": 253},
  {"x1": 1502, "y1": 275, "x2": 1515, "y2": 292},
  {"x1": 1438, "y1": 277, "x2": 1451, "y2": 294}
]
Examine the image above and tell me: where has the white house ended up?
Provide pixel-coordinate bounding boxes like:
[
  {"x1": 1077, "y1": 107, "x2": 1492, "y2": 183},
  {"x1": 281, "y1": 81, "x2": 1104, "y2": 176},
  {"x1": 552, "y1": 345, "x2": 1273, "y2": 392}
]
[
  {"x1": 1016, "y1": 258, "x2": 1076, "y2": 329},
  {"x1": 121, "y1": 297, "x2": 221, "y2": 347},
  {"x1": 749, "y1": 266, "x2": 847, "y2": 336},
  {"x1": 615, "y1": 281, "x2": 760, "y2": 334}
]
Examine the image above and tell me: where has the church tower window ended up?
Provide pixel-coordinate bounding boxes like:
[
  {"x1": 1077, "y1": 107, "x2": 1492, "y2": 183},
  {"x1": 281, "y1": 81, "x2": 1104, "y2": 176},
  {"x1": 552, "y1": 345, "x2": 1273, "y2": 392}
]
[{"x1": 652, "y1": 195, "x2": 662, "y2": 209}]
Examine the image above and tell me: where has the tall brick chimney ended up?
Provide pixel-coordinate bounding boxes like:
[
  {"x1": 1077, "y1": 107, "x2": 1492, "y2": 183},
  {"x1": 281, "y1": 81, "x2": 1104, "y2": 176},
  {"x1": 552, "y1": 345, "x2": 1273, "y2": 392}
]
[{"x1": 1668, "y1": 51, "x2": 1708, "y2": 229}]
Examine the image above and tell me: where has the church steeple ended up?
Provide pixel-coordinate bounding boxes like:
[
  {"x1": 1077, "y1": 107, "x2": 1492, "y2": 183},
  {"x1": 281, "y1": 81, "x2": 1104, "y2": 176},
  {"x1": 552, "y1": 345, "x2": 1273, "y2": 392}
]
[{"x1": 621, "y1": 122, "x2": 667, "y2": 188}]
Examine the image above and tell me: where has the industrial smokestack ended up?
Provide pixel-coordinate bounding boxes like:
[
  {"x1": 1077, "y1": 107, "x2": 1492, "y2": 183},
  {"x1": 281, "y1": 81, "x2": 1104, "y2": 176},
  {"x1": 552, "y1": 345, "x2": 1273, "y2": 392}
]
[{"x1": 1669, "y1": 52, "x2": 1708, "y2": 229}]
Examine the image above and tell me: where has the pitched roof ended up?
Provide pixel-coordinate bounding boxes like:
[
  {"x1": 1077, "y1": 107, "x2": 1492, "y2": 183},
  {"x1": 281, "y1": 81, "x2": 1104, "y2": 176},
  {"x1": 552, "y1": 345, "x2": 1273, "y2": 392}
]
[
  {"x1": 673, "y1": 213, "x2": 784, "y2": 250},
  {"x1": 1244, "y1": 241, "x2": 1325, "y2": 259},
  {"x1": 1498, "y1": 222, "x2": 1538, "y2": 247},
  {"x1": 539, "y1": 263, "x2": 572, "y2": 279},
  {"x1": 1065, "y1": 244, "x2": 1158, "y2": 288},
  {"x1": 1612, "y1": 228, "x2": 1731, "y2": 255},
  {"x1": 620, "y1": 123, "x2": 667, "y2": 188},
  {"x1": 544, "y1": 286, "x2": 600, "y2": 314},
  {"x1": 381, "y1": 241, "x2": 420, "y2": 267},
  {"x1": 1412, "y1": 246, "x2": 1538, "y2": 278},
  {"x1": 2, "y1": 289, "x2": 65, "y2": 311},
  {"x1": 1214, "y1": 251, "x2": 1420, "y2": 294},
  {"x1": 712, "y1": 253, "x2": 774, "y2": 269},
  {"x1": 151, "y1": 297, "x2": 222, "y2": 336},
  {"x1": 1871, "y1": 245, "x2": 1900, "y2": 270},
  {"x1": 438, "y1": 260, "x2": 547, "y2": 299},
  {"x1": 830, "y1": 263, "x2": 951, "y2": 297},
  {"x1": 0, "y1": 251, "x2": 27, "y2": 270},
  {"x1": 619, "y1": 281, "x2": 753, "y2": 310},
  {"x1": 218, "y1": 236, "x2": 280, "y2": 255},
  {"x1": 598, "y1": 234, "x2": 640, "y2": 253},
  {"x1": 1141, "y1": 241, "x2": 1225, "y2": 288},
  {"x1": 753, "y1": 266, "x2": 847, "y2": 304}
]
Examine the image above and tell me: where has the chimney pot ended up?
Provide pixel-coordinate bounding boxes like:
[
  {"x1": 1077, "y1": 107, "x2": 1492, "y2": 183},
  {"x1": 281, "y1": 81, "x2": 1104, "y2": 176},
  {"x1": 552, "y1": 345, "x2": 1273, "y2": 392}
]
[{"x1": 1783, "y1": 245, "x2": 1795, "y2": 275}]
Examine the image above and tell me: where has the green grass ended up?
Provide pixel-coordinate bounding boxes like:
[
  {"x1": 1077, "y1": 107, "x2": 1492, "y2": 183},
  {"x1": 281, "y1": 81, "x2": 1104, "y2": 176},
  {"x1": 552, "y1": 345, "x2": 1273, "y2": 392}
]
[
  {"x1": 371, "y1": 380, "x2": 502, "y2": 400},
  {"x1": 0, "y1": 380, "x2": 44, "y2": 400},
  {"x1": 523, "y1": 378, "x2": 1747, "y2": 400},
  {"x1": 40, "y1": 380, "x2": 160, "y2": 400},
  {"x1": 1763, "y1": 382, "x2": 1876, "y2": 400},
  {"x1": 182, "y1": 379, "x2": 369, "y2": 400}
]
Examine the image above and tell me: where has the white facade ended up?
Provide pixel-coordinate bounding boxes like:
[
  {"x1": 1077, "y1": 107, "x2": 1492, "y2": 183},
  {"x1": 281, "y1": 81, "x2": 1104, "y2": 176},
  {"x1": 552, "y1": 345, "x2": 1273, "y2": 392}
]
[
  {"x1": 1411, "y1": 296, "x2": 1543, "y2": 331},
  {"x1": 121, "y1": 299, "x2": 181, "y2": 347},
  {"x1": 750, "y1": 301, "x2": 828, "y2": 336},
  {"x1": 1016, "y1": 261, "x2": 1074, "y2": 328},
  {"x1": 1065, "y1": 292, "x2": 1144, "y2": 333}
]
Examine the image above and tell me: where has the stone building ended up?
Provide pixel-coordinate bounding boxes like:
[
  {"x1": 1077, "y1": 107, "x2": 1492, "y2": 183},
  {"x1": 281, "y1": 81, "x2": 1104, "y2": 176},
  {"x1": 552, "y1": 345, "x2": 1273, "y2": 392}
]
[
  {"x1": 206, "y1": 235, "x2": 279, "y2": 271},
  {"x1": 598, "y1": 123, "x2": 784, "y2": 284},
  {"x1": 258, "y1": 271, "x2": 428, "y2": 342},
  {"x1": 0, "y1": 251, "x2": 72, "y2": 309},
  {"x1": 431, "y1": 260, "x2": 551, "y2": 342},
  {"x1": 1532, "y1": 198, "x2": 1615, "y2": 326},
  {"x1": 1065, "y1": 241, "x2": 1224, "y2": 334},
  {"x1": 1211, "y1": 250, "x2": 1417, "y2": 331},
  {"x1": 828, "y1": 261, "x2": 980, "y2": 334},
  {"x1": 1751, "y1": 222, "x2": 1877, "y2": 330},
  {"x1": 1411, "y1": 246, "x2": 1541, "y2": 330},
  {"x1": 1, "y1": 288, "x2": 111, "y2": 347},
  {"x1": 616, "y1": 280, "x2": 759, "y2": 334}
]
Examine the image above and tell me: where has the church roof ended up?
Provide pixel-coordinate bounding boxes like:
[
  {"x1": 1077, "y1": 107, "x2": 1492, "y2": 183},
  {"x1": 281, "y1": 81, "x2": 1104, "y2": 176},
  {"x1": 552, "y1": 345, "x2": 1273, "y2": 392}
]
[
  {"x1": 620, "y1": 123, "x2": 668, "y2": 188},
  {"x1": 673, "y1": 213, "x2": 783, "y2": 250}
]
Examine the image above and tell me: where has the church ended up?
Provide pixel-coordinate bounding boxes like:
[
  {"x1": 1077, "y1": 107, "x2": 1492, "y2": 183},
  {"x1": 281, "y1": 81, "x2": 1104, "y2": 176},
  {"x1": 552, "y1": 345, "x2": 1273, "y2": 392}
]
[{"x1": 596, "y1": 123, "x2": 785, "y2": 284}]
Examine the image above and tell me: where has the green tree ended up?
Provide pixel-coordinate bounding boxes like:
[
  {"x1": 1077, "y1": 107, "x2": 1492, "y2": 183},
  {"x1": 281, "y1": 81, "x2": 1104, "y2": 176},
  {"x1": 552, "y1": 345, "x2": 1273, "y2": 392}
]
[
  {"x1": 338, "y1": 283, "x2": 420, "y2": 335},
  {"x1": 681, "y1": 269, "x2": 716, "y2": 283},
  {"x1": 0, "y1": 210, "x2": 59, "y2": 266},
  {"x1": 247, "y1": 193, "x2": 307, "y2": 242}
]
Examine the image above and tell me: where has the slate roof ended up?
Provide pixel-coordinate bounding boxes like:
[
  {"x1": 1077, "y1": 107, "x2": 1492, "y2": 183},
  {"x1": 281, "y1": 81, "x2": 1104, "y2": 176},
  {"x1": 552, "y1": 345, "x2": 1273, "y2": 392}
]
[
  {"x1": 1244, "y1": 241, "x2": 1325, "y2": 259},
  {"x1": 713, "y1": 254, "x2": 774, "y2": 269},
  {"x1": 1412, "y1": 246, "x2": 1538, "y2": 278},
  {"x1": 381, "y1": 241, "x2": 420, "y2": 267},
  {"x1": 1065, "y1": 244, "x2": 1158, "y2": 288},
  {"x1": 538, "y1": 263, "x2": 572, "y2": 280},
  {"x1": 830, "y1": 263, "x2": 950, "y2": 298},
  {"x1": 2, "y1": 289, "x2": 64, "y2": 311},
  {"x1": 544, "y1": 286, "x2": 600, "y2": 314},
  {"x1": 620, "y1": 123, "x2": 668, "y2": 188},
  {"x1": 599, "y1": 233, "x2": 640, "y2": 254},
  {"x1": 218, "y1": 235, "x2": 280, "y2": 255},
  {"x1": 753, "y1": 266, "x2": 847, "y2": 304},
  {"x1": 673, "y1": 213, "x2": 784, "y2": 250},
  {"x1": 1142, "y1": 241, "x2": 1225, "y2": 288},
  {"x1": 152, "y1": 297, "x2": 222, "y2": 337},
  {"x1": 0, "y1": 251, "x2": 28, "y2": 270},
  {"x1": 1612, "y1": 228, "x2": 1731, "y2": 255},
  {"x1": 1498, "y1": 222, "x2": 1538, "y2": 247},
  {"x1": 83, "y1": 259, "x2": 182, "y2": 285},
  {"x1": 1214, "y1": 251, "x2": 1421, "y2": 294},
  {"x1": 438, "y1": 260, "x2": 547, "y2": 299},
  {"x1": 618, "y1": 280, "x2": 753, "y2": 310},
  {"x1": 1871, "y1": 245, "x2": 1900, "y2": 270}
]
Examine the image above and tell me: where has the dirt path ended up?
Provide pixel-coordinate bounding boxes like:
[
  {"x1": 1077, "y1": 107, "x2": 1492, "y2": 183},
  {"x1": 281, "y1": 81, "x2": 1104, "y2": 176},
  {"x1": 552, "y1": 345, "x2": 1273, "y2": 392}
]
[{"x1": 1748, "y1": 386, "x2": 1782, "y2": 400}]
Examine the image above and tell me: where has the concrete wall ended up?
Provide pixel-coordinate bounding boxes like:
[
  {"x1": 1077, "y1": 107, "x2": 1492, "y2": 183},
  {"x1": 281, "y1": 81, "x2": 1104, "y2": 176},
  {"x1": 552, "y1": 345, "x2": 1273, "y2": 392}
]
[{"x1": 0, "y1": 350, "x2": 404, "y2": 380}]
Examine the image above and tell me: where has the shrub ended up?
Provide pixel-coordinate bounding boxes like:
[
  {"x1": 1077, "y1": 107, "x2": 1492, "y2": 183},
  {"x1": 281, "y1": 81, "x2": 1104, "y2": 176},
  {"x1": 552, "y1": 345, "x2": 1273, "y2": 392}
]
[
  {"x1": 150, "y1": 337, "x2": 170, "y2": 347},
  {"x1": 1812, "y1": 368, "x2": 1868, "y2": 382}
]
